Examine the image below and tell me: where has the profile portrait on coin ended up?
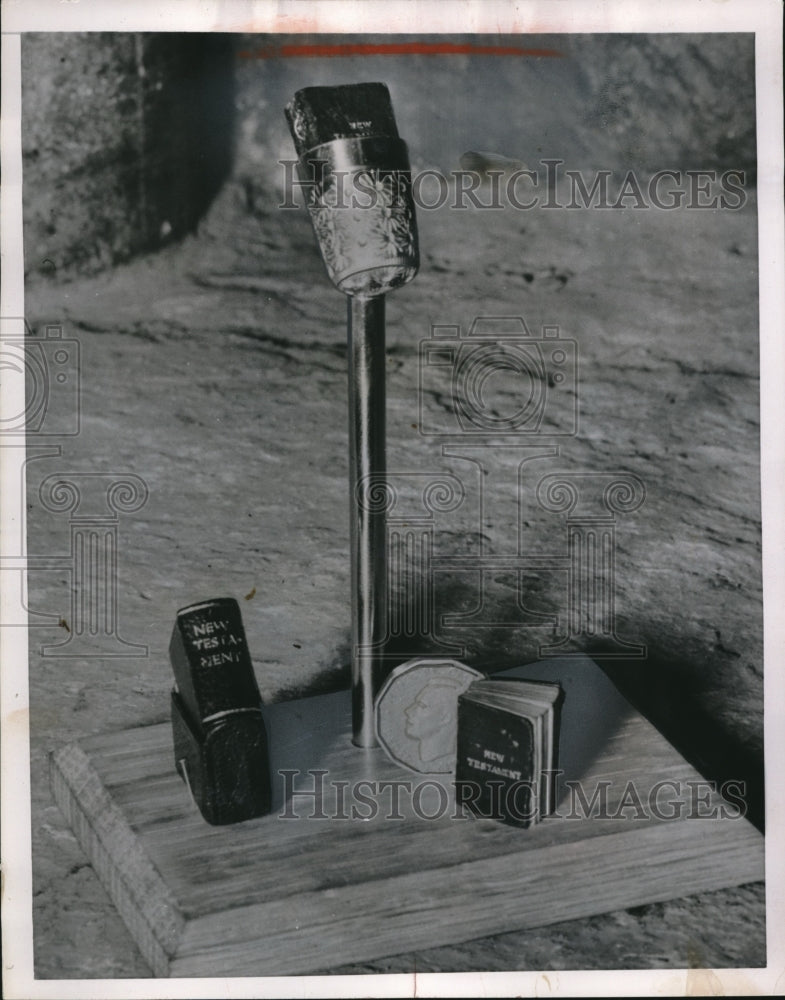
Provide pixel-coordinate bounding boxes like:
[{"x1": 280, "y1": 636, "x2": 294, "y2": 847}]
[
  {"x1": 375, "y1": 658, "x2": 484, "y2": 773},
  {"x1": 404, "y1": 678, "x2": 469, "y2": 768}
]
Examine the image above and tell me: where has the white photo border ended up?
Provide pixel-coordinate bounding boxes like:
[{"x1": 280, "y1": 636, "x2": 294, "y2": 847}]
[{"x1": 1, "y1": 2, "x2": 783, "y2": 997}]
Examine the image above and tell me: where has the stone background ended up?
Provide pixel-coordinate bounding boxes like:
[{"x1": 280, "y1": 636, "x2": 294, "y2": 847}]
[
  {"x1": 22, "y1": 33, "x2": 234, "y2": 279},
  {"x1": 18, "y1": 31, "x2": 765, "y2": 980},
  {"x1": 23, "y1": 33, "x2": 756, "y2": 280}
]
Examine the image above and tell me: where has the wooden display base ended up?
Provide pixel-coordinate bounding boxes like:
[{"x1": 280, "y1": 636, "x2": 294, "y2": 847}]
[{"x1": 50, "y1": 656, "x2": 764, "y2": 978}]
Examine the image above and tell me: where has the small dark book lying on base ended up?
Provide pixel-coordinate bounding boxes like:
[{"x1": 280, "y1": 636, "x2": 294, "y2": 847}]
[
  {"x1": 455, "y1": 678, "x2": 563, "y2": 828},
  {"x1": 170, "y1": 598, "x2": 271, "y2": 825}
]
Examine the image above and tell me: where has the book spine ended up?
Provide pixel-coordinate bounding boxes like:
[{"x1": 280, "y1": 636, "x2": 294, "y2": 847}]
[
  {"x1": 169, "y1": 597, "x2": 271, "y2": 824},
  {"x1": 169, "y1": 598, "x2": 261, "y2": 729}
]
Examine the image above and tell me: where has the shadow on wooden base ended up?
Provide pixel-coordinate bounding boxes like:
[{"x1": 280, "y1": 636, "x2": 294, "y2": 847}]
[{"x1": 49, "y1": 655, "x2": 764, "y2": 977}]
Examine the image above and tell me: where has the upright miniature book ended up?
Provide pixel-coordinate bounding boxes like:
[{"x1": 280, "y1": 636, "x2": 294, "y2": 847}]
[
  {"x1": 169, "y1": 598, "x2": 271, "y2": 825},
  {"x1": 455, "y1": 678, "x2": 563, "y2": 828}
]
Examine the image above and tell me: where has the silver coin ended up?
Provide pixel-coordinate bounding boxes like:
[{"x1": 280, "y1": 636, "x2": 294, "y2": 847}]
[{"x1": 374, "y1": 659, "x2": 484, "y2": 773}]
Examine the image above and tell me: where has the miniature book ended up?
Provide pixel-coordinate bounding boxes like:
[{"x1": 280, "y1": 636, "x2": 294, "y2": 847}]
[{"x1": 455, "y1": 678, "x2": 563, "y2": 827}]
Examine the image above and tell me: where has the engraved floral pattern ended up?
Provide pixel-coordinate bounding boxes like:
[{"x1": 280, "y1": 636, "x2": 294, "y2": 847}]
[{"x1": 306, "y1": 167, "x2": 418, "y2": 295}]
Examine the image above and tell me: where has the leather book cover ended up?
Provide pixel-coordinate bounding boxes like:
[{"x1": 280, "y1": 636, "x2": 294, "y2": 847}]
[
  {"x1": 285, "y1": 82, "x2": 399, "y2": 156},
  {"x1": 455, "y1": 697, "x2": 538, "y2": 828},
  {"x1": 169, "y1": 598, "x2": 271, "y2": 824},
  {"x1": 455, "y1": 677, "x2": 563, "y2": 828}
]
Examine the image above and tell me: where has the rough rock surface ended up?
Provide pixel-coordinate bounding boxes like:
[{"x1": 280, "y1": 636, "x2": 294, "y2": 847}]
[
  {"x1": 22, "y1": 33, "x2": 755, "y2": 281},
  {"x1": 24, "y1": 167, "x2": 764, "y2": 977},
  {"x1": 21, "y1": 33, "x2": 234, "y2": 280}
]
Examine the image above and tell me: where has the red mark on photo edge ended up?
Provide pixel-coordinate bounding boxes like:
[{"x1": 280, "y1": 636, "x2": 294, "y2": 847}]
[{"x1": 238, "y1": 42, "x2": 562, "y2": 60}]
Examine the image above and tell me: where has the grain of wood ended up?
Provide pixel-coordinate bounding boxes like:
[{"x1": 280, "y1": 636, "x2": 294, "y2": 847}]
[{"x1": 49, "y1": 658, "x2": 763, "y2": 978}]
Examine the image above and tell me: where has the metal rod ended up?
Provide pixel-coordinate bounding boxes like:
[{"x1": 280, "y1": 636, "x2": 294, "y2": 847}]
[{"x1": 347, "y1": 294, "x2": 387, "y2": 747}]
